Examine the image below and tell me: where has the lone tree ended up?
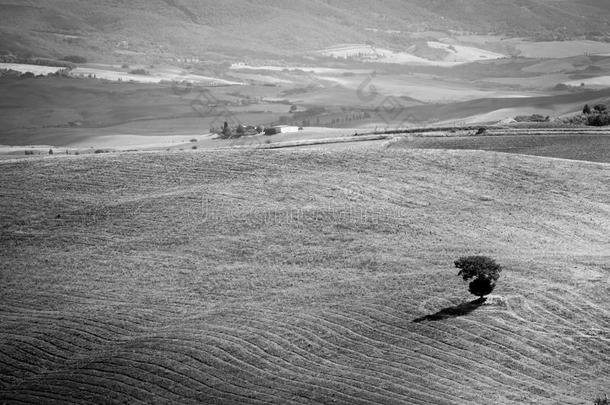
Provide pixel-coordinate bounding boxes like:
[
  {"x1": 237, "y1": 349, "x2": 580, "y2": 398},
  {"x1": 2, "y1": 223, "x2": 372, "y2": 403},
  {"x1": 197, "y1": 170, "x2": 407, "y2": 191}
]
[
  {"x1": 222, "y1": 121, "x2": 232, "y2": 138},
  {"x1": 454, "y1": 256, "x2": 502, "y2": 300},
  {"x1": 236, "y1": 124, "x2": 245, "y2": 136}
]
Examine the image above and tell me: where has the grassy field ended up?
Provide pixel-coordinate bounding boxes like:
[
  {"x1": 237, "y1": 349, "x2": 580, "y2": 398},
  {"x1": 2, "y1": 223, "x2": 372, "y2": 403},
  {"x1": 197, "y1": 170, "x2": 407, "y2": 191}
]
[{"x1": 1, "y1": 147, "x2": 608, "y2": 404}]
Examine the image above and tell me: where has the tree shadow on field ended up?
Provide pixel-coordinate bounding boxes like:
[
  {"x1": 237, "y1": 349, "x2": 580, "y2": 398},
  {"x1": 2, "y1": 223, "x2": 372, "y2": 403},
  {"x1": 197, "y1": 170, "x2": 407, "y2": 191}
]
[{"x1": 412, "y1": 297, "x2": 486, "y2": 323}]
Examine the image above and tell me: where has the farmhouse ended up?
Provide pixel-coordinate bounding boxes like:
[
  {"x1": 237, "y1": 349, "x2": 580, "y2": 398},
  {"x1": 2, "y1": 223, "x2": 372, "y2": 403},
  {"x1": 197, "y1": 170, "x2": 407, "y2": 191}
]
[{"x1": 264, "y1": 125, "x2": 301, "y2": 135}]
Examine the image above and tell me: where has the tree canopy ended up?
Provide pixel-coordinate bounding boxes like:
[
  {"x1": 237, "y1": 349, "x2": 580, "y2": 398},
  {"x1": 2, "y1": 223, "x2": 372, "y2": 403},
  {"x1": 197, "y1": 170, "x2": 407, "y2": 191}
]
[{"x1": 454, "y1": 256, "x2": 502, "y2": 299}]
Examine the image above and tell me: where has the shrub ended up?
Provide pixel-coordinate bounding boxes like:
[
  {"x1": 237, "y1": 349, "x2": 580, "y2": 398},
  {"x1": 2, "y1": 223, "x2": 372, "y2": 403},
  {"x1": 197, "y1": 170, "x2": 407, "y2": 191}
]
[
  {"x1": 454, "y1": 256, "x2": 502, "y2": 299},
  {"x1": 192, "y1": 145, "x2": 197, "y2": 150},
  {"x1": 514, "y1": 114, "x2": 550, "y2": 123},
  {"x1": 129, "y1": 68, "x2": 149, "y2": 75},
  {"x1": 190, "y1": 139, "x2": 197, "y2": 143},
  {"x1": 583, "y1": 104, "x2": 592, "y2": 115},
  {"x1": 24, "y1": 150, "x2": 34, "y2": 155},
  {"x1": 221, "y1": 126, "x2": 233, "y2": 139},
  {"x1": 560, "y1": 114, "x2": 588, "y2": 126},
  {"x1": 476, "y1": 127, "x2": 487, "y2": 135},
  {"x1": 594, "y1": 394, "x2": 608, "y2": 405}
]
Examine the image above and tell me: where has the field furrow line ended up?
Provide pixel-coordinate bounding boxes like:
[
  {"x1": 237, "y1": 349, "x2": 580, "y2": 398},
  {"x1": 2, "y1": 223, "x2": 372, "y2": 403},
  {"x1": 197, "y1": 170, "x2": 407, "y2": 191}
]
[
  {"x1": 113, "y1": 338, "x2": 318, "y2": 405},
  {"x1": 527, "y1": 298, "x2": 605, "y2": 334},
  {"x1": 0, "y1": 329, "x2": 112, "y2": 360},
  {"x1": 267, "y1": 315, "x2": 496, "y2": 403},
  {"x1": 80, "y1": 356, "x2": 244, "y2": 404},
  {"x1": 153, "y1": 336, "x2": 359, "y2": 405},
  {"x1": 365, "y1": 304, "x2": 605, "y2": 386},
  {"x1": 4, "y1": 379, "x2": 110, "y2": 405},
  {"x1": 431, "y1": 318, "x2": 591, "y2": 390},
  {"x1": 3, "y1": 314, "x2": 161, "y2": 344},
  {"x1": 371, "y1": 301, "x2": 588, "y2": 361},
  {"x1": 493, "y1": 296, "x2": 588, "y2": 338},
  {"x1": 204, "y1": 324, "x2": 444, "y2": 405},
  {"x1": 0, "y1": 349, "x2": 39, "y2": 375},
  {"x1": 2, "y1": 324, "x2": 121, "y2": 348},
  {"x1": 0, "y1": 333, "x2": 83, "y2": 364},
  {"x1": 120, "y1": 349, "x2": 299, "y2": 405},
  {"x1": 219, "y1": 318, "x2": 469, "y2": 399},
  {"x1": 413, "y1": 316, "x2": 579, "y2": 397},
  {"x1": 308, "y1": 310, "x2": 555, "y2": 400},
  {"x1": 0, "y1": 396, "x2": 32, "y2": 405},
  {"x1": 490, "y1": 306, "x2": 608, "y2": 352},
  {"x1": 436, "y1": 322, "x2": 587, "y2": 402},
  {"x1": 365, "y1": 303, "x2": 588, "y2": 381},
  {"x1": 15, "y1": 376, "x2": 147, "y2": 404},
  {"x1": 7, "y1": 361, "x2": 213, "y2": 405},
  {"x1": 316, "y1": 309, "x2": 519, "y2": 379},
  {"x1": 474, "y1": 316, "x2": 602, "y2": 380},
  {"x1": 0, "y1": 389, "x2": 89, "y2": 405},
  {"x1": 280, "y1": 326, "x2": 476, "y2": 403},
  {"x1": 50, "y1": 315, "x2": 158, "y2": 337},
  {"x1": 540, "y1": 291, "x2": 610, "y2": 327},
  {"x1": 433, "y1": 311, "x2": 589, "y2": 367},
  {"x1": 503, "y1": 295, "x2": 564, "y2": 322},
  {"x1": 65, "y1": 363, "x2": 180, "y2": 403},
  {"x1": 0, "y1": 341, "x2": 67, "y2": 368}
]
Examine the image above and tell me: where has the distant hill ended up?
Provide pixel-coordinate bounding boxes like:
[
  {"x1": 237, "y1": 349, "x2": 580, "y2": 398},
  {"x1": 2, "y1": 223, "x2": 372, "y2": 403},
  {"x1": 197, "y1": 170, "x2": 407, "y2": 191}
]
[{"x1": 1, "y1": 0, "x2": 609, "y2": 62}]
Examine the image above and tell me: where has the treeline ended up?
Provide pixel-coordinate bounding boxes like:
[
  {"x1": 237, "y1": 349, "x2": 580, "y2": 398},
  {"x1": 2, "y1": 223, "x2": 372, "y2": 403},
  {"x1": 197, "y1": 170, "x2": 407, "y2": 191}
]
[
  {"x1": 560, "y1": 104, "x2": 610, "y2": 126},
  {"x1": 210, "y1": 122, "x2": 264, "y2": 139},
  {"x1": 583, "y1": 104, "x2": 610, "y2": 126},
  {"x1": 0, "y1": 69, "x2": 71, "y2": 80},
  {"x1": 282, "y1": 107, "x2": 373, "y2": 128},
  {"x1": 0, "y1": 54, "x2": 84, "y2": 68}
]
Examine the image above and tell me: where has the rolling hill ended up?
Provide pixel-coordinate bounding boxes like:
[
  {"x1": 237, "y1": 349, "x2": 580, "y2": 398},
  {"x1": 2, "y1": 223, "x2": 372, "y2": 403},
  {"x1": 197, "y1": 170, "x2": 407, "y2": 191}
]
[
  {"x1": 0, "y1": 147, "x2": 608, "y2": 403},
  {"x1": 1, "y1": 0, "x2": 610, "y2": 61}
]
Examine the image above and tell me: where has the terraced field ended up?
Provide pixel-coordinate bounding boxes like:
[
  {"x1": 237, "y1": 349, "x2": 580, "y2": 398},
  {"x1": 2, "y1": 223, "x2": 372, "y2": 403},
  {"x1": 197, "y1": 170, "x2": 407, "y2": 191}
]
[{"x1": 1, "y1": 148, "x2": 609, "y2": 404}]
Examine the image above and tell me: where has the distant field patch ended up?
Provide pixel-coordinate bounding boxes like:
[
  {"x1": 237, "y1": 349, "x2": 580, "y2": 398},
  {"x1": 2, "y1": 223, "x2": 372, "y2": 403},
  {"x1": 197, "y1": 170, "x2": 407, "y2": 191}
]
[
  {"x1": 514, "y1": 40, "x2": 610, "y2": 58},
  {"x1": 564, "y1": 76, "x2": 610, "y2": 87},
  {"x1": 317, "y1": 44, "x2": 457, "y2": 66},
  {"x1": 392, "y1": 133, "x2": 610, "y2": 163},
  {"x1": 0, "y1": 63, "x2": 65, "y2": 75},
  {"x1": 230, "y1": 63, "x2": 368, "y2": 75},
  {"x1": 70, "y1": 66, "x2": 243, "y2": 85},
  {"x1": 427, "y1": 41, "x2": 506, "y2": 63}
]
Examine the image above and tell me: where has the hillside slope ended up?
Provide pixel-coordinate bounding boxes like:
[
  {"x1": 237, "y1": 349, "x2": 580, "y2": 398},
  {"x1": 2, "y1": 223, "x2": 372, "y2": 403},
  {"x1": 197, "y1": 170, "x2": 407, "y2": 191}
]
[
  {"x1": 1, "y1": 0, "x2": 609, "y2": 60},
  {"x1": 0, "y1": 148, "x2": 608, "y2": 404}
]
